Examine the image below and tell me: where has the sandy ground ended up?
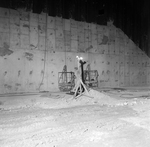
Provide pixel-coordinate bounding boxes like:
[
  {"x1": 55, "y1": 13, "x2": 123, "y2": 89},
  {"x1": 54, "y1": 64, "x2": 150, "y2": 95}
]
[{"x1": 0, "y1": 88, "x2": 150, "y2": 147}]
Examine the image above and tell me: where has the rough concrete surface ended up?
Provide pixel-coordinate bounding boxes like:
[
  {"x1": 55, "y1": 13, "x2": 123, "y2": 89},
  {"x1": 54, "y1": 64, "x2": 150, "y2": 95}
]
[
  {"x1": 0, "y1": 7, "x2": 149, "y2": 94},
  {"x1": 1, "y1": 88, "x2": 150, "y2": 147}
]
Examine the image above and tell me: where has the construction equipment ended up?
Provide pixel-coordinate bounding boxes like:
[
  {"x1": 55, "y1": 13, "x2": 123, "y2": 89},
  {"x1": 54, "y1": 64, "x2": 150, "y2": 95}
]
[
  {"x1": 72, "y1": 65, "x2": 92, "y2": 99},
  {"x1": 73, "y1": 78, "x2": 92, "y2": 98},
  {"x1": 58, "y1": 65, "x2": 75, "y2": 91},
  {"x1": 84, "y1": 64, "x2": 99, "y2": 87}
]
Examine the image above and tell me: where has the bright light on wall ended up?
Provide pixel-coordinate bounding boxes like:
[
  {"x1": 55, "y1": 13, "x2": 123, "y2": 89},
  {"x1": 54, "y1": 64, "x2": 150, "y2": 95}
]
[{"x1": 76, "y1": 56, "x2": 83, "y2": 60}]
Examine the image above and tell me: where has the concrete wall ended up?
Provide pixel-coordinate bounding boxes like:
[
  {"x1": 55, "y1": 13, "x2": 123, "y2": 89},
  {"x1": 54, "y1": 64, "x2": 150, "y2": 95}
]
[{"x1": 0, "y1": 7, "x2": 149, "y2": 94}]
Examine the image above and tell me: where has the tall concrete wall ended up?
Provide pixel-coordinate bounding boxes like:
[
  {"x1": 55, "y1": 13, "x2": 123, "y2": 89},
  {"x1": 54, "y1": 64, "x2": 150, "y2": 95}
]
[{"x1": 0, "y1": 7, "x2": 149, "y2": 94}]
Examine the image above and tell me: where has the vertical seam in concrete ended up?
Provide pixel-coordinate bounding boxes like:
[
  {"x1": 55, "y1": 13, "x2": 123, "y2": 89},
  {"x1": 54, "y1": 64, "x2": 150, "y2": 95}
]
[
  {"x1": 83, "y1": 22, "x2": 85, "y2": 54},
  {"x1": 64, "y1": 18, "x2": 66, "y2": 66},
  {"x1": 8, "y1": 8, "x2": 10, "y2": 49},
  {"x1": 87, "y1": 23, "x2": 89, "y2": 63},
  {"x1": 19, "y1": 11, "x2": 21, "y2": 49},
  {"x1": 37, "y1": 14, "x2": 39, "y2": 51},
  {"x1": 45, "y1": 12, "x2": 48, "y2": 90},
  {"x1": 29, "y1": 12, "x2": 31, "y2": 50},
  {"x1": 54, "y1": 17, "x2": 56, "y2": 53}
]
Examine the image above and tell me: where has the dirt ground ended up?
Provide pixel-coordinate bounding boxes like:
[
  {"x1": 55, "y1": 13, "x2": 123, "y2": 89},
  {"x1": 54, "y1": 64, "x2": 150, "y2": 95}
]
[{"x1": 1, "y1": 87, "x2": 150, "y2": 147}]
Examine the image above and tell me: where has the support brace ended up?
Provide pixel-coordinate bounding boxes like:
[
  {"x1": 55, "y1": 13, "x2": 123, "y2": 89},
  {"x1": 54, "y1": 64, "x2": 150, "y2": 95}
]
[{"x1": 73, "y1": 78, "x2": 92, "y2": 99}]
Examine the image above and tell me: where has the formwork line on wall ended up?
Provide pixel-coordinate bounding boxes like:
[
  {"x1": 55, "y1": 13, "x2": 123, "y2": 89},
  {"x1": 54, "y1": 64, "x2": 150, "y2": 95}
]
[
  {"x1": 38, "y1": 1, "x2": 48, "y2": 91},
  {"x1": 29, "y1": 11, "x2": 31, "y2": 51},
  {"x1": 62, "y1": 0, "x2": 67, "y2": 67},
  {"x1": 64, "y1": 18, "x2": 67, "y2": 67},
  {"x1": 76, "y1": 4, "x2": 82, "y2": 62},
  {"x1": 45, "y1": 12, "x2": 49, "y2": 90},
  {"x1": 86, "y1": 3, "x2": 90, "y2": 67},
  {"x1": 8, "y1": 7, "x2": 10, "y2": 50}
]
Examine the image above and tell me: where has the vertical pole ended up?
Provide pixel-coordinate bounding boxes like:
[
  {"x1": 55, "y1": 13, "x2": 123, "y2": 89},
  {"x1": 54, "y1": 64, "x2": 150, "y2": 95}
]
[{"x1": 80, "y1": 60, "x2": 86, "y2": 84}]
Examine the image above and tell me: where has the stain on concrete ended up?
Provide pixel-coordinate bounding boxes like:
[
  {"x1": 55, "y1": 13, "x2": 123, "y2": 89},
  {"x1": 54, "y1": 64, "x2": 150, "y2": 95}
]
[
  {"x1": 0, "y1": 43, "x2": 13, "y2": 56},
  {"x1": 107, "y1": 70, "x2": 110, "y2": 74},
  {"x1": 4, "y1": 84, "x2": 12, "y2": 90},
  {"x1": 30, "y1": 44, "x2": 35, "y2": 47},
  {"x1": 15, "y1": 23, "x2": 19, "y2": 26},
  {"x1": 41, "y1": 70, "x2": 44, "y2": 74},
  {"x1": 18, "y1": 70, "x2": 21, "y2": 77},
  {"x1": 100, "y1": 35, "x2": 108, "y2": 45},
  {"x1": 4, "y1": 71, "x2": 7, "y2": 76},
  {"x1": 15, "y1": 83, "x2": 21, "y2": 86},
  {"x1": 23, "y1": 24, "x2": 29, "y2": 28},
  {"x1": 38, "y1": 82, "x2": 44, "y2": 87},
  {"x1": 18, "y1": 58, "x2": 20, "y2": 60},
  {"x1": 38, "y1": 24, "x2": 46, "y2": 34},
  {"x1": 0, "y1": 101, "x2": 3, "y2": 105},
  {"x1": 38, "y1": 25, "x2": 41, "y2": 31},
  {"x1": 29, "y1": 70, "x2": 33, "y2": 75},
  {"x1": 30, "y1": 44, "x2": 38, "y2": 50},
  {"x1": 67, "y1": 57, "x2": 72, "y2": 62},
  {"x1": 5, "y1": 12, "x2": 8, "y2": 16},
  {"x1": 107, "y1": 62, "x2": 110, "y2": 65},
  {"x1": 24, "y1": 52, "x2": 33, "y2": 61}
]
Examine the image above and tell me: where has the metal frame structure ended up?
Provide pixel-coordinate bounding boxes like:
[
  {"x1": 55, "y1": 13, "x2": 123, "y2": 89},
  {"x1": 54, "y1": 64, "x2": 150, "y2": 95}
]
[
  {"x1": 58, "y1": 65, "x2": 75, "y2": 91},
  {"x1": 84, "y1": 64, "x2": 99, "y2": 87}
]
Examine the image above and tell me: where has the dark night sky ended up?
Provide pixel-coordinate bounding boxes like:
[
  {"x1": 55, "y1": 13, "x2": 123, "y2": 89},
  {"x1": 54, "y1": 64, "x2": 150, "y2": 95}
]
[{"x1": 0, "y1": 0, "x2": 150, "y2": 54}]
